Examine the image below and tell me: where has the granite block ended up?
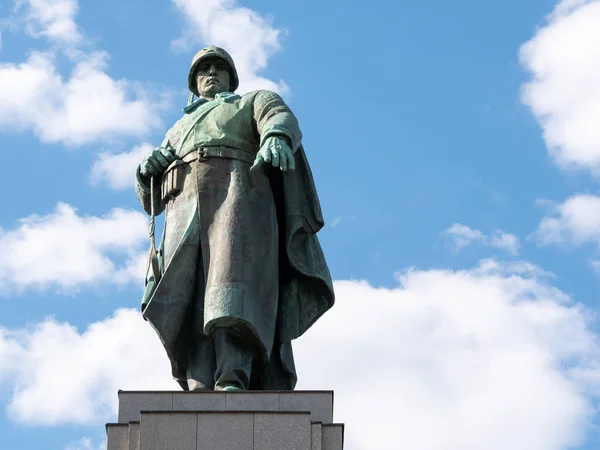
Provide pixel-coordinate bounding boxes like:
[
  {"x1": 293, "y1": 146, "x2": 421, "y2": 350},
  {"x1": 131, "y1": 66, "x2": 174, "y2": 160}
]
[
  {"x1": 225, "y1": 392, "x2": 279, "y2": 411},
  {"x1": 111, "y1": 390, "x2": 344, "y2": 450},
  {"x1": 118, "y1": 392, "x2": 173, "y2": 423},
  {"x1": 253, "y1": 412, "x2": 311, "y2": 450},
  {"x1": 278, "y1": 392, "x2": 333, "y2": 424},
  {"x1": 321, "y1": 424, "x2": 344, "y2": 450},
  {"x1": 106, "y1": 423, "x2": 129, "y2": 450},
  {"x1": 173, "y1": 392, "x2": 226, "y2": 411},
  {"x1": 197, "y1": 412, "x2": 254, "y2": 450},
  {"x1": 311, "y1": 423, "x2": 322, "y2": 450},
  {"x1": 128, "y1": 422, "x2": 140, "y2": 450},
  {"x1": 139, "y1": 412, "x2": 197, "y2": 450}
]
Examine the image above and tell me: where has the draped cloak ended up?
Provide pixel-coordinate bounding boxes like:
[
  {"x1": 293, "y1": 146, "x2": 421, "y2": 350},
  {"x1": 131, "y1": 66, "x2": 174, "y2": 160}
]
[{"x1": 135, "y1": 90, "x2": 334, "y2": 390}]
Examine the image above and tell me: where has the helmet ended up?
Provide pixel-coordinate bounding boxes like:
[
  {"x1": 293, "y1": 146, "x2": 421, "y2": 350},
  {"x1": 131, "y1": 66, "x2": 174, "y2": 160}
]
[{"x1": 188, "y1": 46, "x2": 239, "y2": 96}]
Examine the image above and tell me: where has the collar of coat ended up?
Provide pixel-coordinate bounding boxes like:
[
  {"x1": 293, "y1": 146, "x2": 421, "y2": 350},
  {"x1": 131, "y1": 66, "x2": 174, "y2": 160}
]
[{"x1": 182, "y1": 92, "x2": 241, "y2": 114}]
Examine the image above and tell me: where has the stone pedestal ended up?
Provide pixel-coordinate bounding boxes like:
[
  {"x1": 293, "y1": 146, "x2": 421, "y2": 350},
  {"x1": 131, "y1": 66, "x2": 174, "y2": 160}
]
[{"x1": 106, "y1": 391, "x2": 344, "y2": 450}]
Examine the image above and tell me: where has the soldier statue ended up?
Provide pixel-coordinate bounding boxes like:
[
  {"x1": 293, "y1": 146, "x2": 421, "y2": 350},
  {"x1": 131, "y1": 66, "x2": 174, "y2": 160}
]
[{"x1": 135, "y1": 46, "x2": 334, "y2": 391}]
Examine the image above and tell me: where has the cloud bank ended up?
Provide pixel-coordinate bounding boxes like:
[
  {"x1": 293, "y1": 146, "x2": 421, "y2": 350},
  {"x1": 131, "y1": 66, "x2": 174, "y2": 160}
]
[
  {"x1": 90, "y1": 143, "x2": 153, "y2": 190},
  {"x1": 0, "y1": 203, "x2": 148, "y2": 291},
  {"x1": 0, "y1": 309, "x2": 176, "y2": 425},
  {"x1": 535, "y1": 194, "x2": 600, "y2": 247},
  {"x1": 170, "y1": 0, "x2": 288, "y2": 95},
  {"x1": 520, "y1": 0, "x2": 600, "y2": 174},
  {"x1": 0, "y1": 1, "x2": 166, "y2": 147},
  {"x1": 1, "y1": 261, "x2": 598, "y2": 450},
  {"x1": 296, "y1": 261, "x2": 599, "y2": 450},
  {"x1": 443, "y1": 223, "x2": 520, "y2": 255},
  {"x1": 17, "y1": 0, "x2": 82, "y2": 44},
  {"x1": 0, "y1": 52, "x2": 163, "y2": 146}
]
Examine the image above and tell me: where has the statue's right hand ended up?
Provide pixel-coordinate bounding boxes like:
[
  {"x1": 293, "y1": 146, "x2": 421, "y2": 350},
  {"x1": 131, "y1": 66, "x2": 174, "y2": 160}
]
[{"x1": 139, "y1": 147, "x2": 177, "y2": 178}]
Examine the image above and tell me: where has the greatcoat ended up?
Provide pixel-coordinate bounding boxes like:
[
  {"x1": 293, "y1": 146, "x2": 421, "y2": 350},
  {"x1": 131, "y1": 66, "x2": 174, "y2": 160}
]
[{"x1": 135, "y1": 90, "x2": 334, "y2": 390}]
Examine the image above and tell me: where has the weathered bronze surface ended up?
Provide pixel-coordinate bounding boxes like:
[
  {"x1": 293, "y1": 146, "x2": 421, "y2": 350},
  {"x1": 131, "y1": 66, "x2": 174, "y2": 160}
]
[{"x1": 135, "y1": 46, "x2": 334, "y2": 391}]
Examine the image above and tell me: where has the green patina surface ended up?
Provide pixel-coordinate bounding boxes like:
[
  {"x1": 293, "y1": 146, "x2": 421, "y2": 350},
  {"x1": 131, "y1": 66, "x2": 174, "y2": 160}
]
[{"x1": 135, "y1": 46, "x2": 334, "y2": 391}]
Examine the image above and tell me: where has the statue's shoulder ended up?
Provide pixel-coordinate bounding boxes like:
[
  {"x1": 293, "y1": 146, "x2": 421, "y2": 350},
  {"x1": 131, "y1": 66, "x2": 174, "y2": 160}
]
[
  {"x1": 241, "y1": 89, "x2": 283, "y2": 99},
  {"x1": 164, "y1": 114, "x2": 189, "y2": 147},
  {"x1": 241, "y1": 90, "x2": 286, "y2": 107},
  {"x1": 168, "y1": 114, "x2": 187, "y2": 135}
]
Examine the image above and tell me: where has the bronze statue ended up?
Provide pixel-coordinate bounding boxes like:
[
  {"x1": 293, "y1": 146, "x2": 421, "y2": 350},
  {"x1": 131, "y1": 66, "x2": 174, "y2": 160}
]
[{"x1": 135, "y1": 46, "x2": 334, "y2": 391}]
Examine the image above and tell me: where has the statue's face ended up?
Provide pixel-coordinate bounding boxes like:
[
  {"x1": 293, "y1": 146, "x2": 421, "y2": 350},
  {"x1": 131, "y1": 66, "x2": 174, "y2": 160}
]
[{"x1": 195, "y1": 58, "x2": 231, "y2": 98}]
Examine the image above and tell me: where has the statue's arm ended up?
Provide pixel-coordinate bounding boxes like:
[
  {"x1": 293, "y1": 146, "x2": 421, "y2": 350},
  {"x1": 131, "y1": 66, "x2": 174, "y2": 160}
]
[
  {"x1": 135, "y1": 138, "x2": 168, "y2": 216},
  {"x1": 253, "y1": 91, "x2": 303, "y2": 152}
]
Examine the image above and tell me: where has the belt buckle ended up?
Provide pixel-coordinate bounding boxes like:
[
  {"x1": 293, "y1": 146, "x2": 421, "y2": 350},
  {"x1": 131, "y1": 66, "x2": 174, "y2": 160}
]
[{"x1": 197, "y1": 147, "x2": 208, "y2": 161}]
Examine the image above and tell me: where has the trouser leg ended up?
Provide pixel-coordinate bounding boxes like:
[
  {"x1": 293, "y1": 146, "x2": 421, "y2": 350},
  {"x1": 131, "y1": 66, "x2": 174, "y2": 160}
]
[
  {"x1": 213, "y1": 328, "x2": 254, "y2": 391},
  {"x1": 186, "y1": 302, "x2": 216, "y2": 390},
  {"x1": 186, "y1": 334, "x2": 216, "y2": 390},
  {"x1": 186, "y1": 264, "x2": 217, "y2": 390}
]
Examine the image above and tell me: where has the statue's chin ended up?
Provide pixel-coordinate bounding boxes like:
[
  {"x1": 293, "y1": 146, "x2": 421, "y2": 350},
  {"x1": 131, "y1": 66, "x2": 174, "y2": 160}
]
[{"x1": 201, "y1": 87, "x2": 226, "y2": 99}]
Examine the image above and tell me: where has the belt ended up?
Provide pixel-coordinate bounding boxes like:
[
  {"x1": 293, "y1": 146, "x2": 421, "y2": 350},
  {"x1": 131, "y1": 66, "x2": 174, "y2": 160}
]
[{"x1": 180, "y1": 146, "x2": 255, "y2": 165}]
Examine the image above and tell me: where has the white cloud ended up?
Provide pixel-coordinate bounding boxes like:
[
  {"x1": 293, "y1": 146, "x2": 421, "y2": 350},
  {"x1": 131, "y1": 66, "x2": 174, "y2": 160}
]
[
  {"x1": 0, "y1": 51, "x2": 163, "y2": 146},
  {"x1": 535, "y1": 194, "x2": 600, "y2": 247},
  {"x1": 589, "y1": 260, "x2": 600, "y2": 275},
  {"x1": 489, "y1": 230, "x2": 521, "y2": 255},
  {"x1": 295, "y1": 261, "x2": 600, "y2": 450},
  {"x1": 444, "y1": 223, "x2": 485, "y2": 251},
  {"x1": 0, "y1": 1, "x2": 169, "y2": 146},
  {"x1": 444, "y1": 223, "x2": 520, "y2": 255},
  {"x1": 329, "y1": 217, "x2": 343, "y2": 228},
  {"x1": 91, "y1": 143, "x2": 153, "y2": 190},
  {"x1": 520, "y1": 0, "x2": 600, "y2": 174},
  {"x1": 1, "y1": 259, "x2": 599, "y2": 450},
  {"x1": 0, "y1": 203, "x2": 148, "y2": 291},
  {"x1": 170, "y1": 0, "x2": 288, "y2": 95},
  {"x1": 0, "y1": 309, "x2": 177, "y2": 425},
  {"x1": 17, "y1": 0, "x2": 82, "y2": 44},
  {"x1": 65, "y1": 437, "x2": 106, "y2": 450}
]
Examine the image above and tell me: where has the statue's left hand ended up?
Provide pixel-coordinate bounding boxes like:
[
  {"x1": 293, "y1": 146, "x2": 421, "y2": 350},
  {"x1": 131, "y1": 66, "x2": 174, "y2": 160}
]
[{"x1": 251, "y1": 136, "x2": 296, "y2": 172}]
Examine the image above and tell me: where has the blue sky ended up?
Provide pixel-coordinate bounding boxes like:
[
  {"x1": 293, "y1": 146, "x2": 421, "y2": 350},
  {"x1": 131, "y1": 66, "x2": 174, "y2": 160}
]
[{"x1": 1, "y1": 0, "x2": 600, "y2": 449}]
